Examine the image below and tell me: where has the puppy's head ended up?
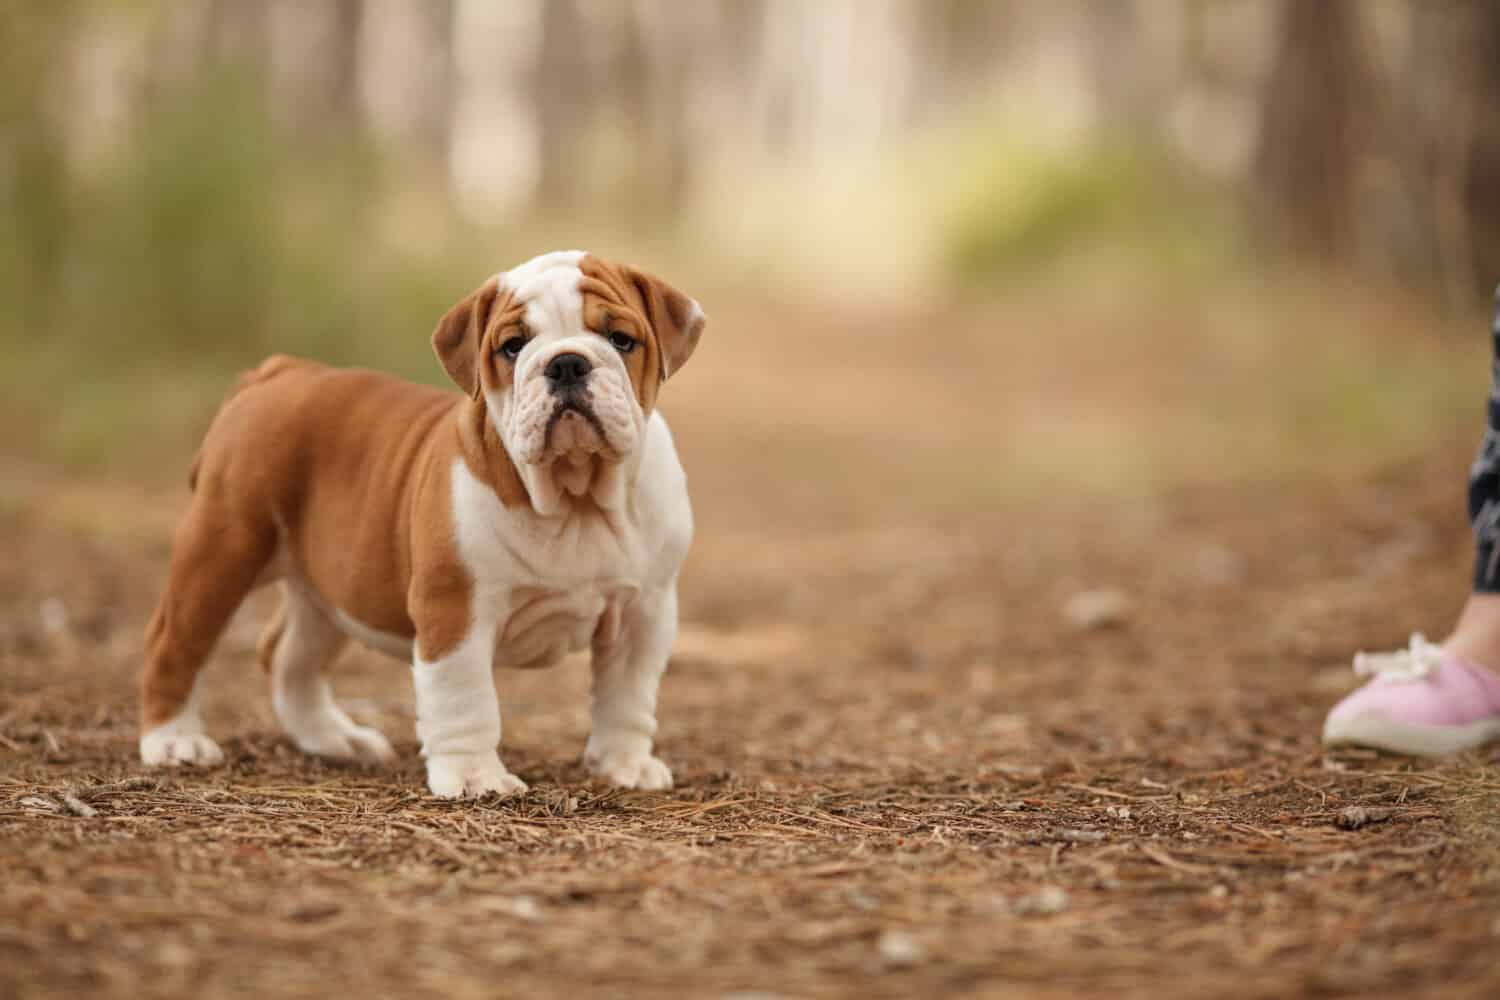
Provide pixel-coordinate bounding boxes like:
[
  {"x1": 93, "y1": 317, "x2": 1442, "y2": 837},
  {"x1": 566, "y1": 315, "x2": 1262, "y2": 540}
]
[{"x1": 432, "y1": 250, "x2": 703, "y2": 492}]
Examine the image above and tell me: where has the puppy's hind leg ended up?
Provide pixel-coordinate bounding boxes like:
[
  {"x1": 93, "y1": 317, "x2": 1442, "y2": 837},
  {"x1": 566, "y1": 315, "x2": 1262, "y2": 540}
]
[
  {"x1": 259, "y1": 585, "x2": 395, "y2": 765},
  {"x1": 140, "y1": 501, "x2": 273, "y2": 767}
]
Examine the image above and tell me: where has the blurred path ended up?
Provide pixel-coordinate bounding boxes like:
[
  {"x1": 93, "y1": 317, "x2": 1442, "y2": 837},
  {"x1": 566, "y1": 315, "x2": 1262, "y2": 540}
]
[{"x1": 2, "y1": 436, "x2": 1496, "y2": 997}]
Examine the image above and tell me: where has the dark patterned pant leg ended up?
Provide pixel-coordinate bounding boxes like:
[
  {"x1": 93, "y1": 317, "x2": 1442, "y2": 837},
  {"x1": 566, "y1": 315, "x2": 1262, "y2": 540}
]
[{"x1": 1469, "y1": 284, "x2": 1500, "y2": 592}]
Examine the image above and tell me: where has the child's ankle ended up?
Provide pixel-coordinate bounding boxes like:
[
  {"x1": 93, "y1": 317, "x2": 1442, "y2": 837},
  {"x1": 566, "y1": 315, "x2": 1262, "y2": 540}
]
[{"x1": 1443, "y1": 593, "x2": 1500, "y2": 676}]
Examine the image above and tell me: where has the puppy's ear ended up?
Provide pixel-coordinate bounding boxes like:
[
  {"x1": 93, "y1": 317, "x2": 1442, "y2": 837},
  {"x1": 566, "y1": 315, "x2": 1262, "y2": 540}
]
[
  {"x1": 626, "y1": 268, "x2": 705, "y2": 381},
  {"x1": 432, "y1": 277, "x2": 500, "y2": 398}
]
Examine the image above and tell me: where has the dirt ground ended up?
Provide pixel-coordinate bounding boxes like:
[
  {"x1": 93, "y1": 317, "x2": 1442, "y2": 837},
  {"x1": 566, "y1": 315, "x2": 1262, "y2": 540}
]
[{"x1": 4, "y1": 298, "x2": 1500, "y2": 998}]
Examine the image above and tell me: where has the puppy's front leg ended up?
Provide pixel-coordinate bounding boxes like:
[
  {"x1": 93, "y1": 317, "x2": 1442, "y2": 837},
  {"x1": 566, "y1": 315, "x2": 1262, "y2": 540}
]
[
  {"x1": 412, "y1": 623, "x2": 527, "y2": 799},
  {"x1": 585, "y1": 583, "x2": 678, "y2": 790}
]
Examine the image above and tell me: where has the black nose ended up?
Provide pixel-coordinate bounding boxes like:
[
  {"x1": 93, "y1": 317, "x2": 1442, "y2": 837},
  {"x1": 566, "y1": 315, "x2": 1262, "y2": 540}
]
[{"x1": 544, "y1": 353, "x2": 592, "y2": 390}]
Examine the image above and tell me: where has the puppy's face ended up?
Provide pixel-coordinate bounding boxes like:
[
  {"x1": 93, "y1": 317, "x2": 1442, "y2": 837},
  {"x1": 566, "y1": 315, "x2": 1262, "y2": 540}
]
[{"x1": 432, "y1": 250, "x2": 704, "y2": 472}]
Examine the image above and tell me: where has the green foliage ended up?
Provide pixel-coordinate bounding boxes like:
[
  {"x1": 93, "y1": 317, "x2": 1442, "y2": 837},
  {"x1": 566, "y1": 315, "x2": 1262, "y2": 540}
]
[
  {"x1": 0, "y1": 70, "x2": 471, "y2": 468},
  {"x1": 79, "y1": 77, "x2": 282, "y2": 368},
  {"x1": 0, "y1": 7, "x2": 73, "y2": 339},
  {"x1": 938, "y1": 134, "x2": 1234, "y2": 288}
]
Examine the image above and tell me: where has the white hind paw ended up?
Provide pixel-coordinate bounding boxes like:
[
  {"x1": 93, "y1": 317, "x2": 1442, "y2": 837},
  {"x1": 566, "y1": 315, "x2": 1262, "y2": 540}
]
[
  {"x1": 140, "y1": 728, "x2": 224, "y2": 767},
  {"x1": 341, "y1": 723, "x2": 396, "y2": 764},
  {"x1": 295, "y1": 721, "x2": 396, "y2": 765}
]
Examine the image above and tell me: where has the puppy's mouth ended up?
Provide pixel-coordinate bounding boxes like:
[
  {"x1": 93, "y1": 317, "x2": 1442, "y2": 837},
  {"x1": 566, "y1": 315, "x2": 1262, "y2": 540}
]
[
  {"x1": 543, "y1": 398, "x2": 611, "y2": 460},
  {"x1": 505, "y1": 366, "x2": 638, "y2": 487},
  {"x1": 504, "y1": 367, "x2": 641, "y2": 509}
]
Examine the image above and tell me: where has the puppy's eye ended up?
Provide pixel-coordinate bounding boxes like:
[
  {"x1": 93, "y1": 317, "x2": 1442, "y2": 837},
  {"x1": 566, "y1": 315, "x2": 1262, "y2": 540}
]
[
  {"x1": 498, "y1": 336, "x2": 528, "y2": 361},
  {"x1": 607, "y1": 330, "x2": 636, "y2": 354}
]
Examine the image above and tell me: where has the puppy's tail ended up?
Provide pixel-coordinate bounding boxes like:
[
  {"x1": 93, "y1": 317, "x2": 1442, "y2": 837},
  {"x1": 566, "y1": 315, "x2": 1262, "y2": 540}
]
[{"x1": 188, "y1": 355, "x2": 303, "y2": 491}]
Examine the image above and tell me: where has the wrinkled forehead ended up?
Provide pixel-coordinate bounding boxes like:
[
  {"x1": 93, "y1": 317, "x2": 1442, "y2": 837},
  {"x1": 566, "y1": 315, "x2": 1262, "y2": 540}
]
[{"x1": 495, "y1": 250, "x2": 588, "y2": 336}]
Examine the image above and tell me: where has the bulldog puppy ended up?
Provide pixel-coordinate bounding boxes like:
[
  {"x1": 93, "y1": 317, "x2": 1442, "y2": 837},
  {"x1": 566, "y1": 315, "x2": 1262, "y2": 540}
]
[{"x1": 138, "y1": 250, "x2": 704, "y2": 798}]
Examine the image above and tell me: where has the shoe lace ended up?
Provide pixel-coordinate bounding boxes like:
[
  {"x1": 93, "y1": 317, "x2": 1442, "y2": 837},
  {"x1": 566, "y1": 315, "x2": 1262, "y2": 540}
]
[{"x1": 1353, "y1": 633, "x2": 1444, "y2": 681}]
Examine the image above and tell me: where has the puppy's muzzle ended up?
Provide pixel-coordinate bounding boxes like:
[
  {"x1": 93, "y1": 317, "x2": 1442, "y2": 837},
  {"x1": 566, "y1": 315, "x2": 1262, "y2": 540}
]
[{"x1": 545, "y1": 353, "x2": 592, "y2": 395}]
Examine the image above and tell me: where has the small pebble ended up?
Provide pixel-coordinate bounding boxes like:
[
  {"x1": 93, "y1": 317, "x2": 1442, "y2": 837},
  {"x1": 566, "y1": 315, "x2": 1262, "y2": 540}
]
[
  {"x1": 1062, "y1": 589, "x2": 1130, "y2": 631},
  {"x1": 492, "y1": 896, "x2": 541, "y2": 921},
  {"x1": 1015, "y1": 886, "x2": 1070, "y2": 915},
  {"x1": 877, "y1": 929, "x2": 926, "y2": 967},
  {"x1": 61, "y1": 793, "x2": 97, "y2": 818},
  {"x1": 154, "y1": 941, "x2": 195, "y2": 969},
  {"x1": 1057, "y1": 828, "x2": 1106, "y2": 843},
  {"x1": 1336, "y1": 805, "x2": 1391, "y2": 830},
  {"x1": 39, "y1": 598, "x2": 69, "y2": 636}
]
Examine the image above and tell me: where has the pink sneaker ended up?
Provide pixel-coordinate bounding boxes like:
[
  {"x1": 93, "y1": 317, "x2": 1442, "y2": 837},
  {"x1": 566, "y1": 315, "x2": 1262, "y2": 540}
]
[{"x1": 1322, "y1": 633, "x2": 1500, "y2": 754}]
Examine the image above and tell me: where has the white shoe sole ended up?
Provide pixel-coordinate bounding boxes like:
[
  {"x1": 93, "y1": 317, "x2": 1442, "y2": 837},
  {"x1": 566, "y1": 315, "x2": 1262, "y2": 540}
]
[{"x1": 1322, "y1": 713, "x2": 1500, "y2": 756}]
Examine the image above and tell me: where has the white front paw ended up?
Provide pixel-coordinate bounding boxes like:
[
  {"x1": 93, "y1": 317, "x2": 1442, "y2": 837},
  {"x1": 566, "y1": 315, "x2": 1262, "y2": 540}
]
[
  {"x1": 294, "y1": 721, "x2": 396, "y2": 766},
  {"x1": 585, "y1": 746, "x2": 673, "y2": 790},
  {"x1": 140, "y1": 729, "x2": 225, "y2": 768},
  {"x1": 425, "y1": 751, "x2": 528, "y2": 799}
]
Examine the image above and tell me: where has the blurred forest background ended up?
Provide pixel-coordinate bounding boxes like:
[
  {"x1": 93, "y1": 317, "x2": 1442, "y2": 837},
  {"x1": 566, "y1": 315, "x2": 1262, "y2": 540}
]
[
  {"x1": 14, "y1": 9, "x2": 1500, "y2": 997},
  {"x1": 4, "y1": 0, "x2": 1499, "y2": 484}
]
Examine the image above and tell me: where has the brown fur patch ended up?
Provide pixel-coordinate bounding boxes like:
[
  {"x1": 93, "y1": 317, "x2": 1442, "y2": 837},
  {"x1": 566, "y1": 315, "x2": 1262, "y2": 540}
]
[
  {"x1": 578, "y1": 256, "x2": 705, "y2": 413},
  {"x1": 475, "y1": 297, "x2": 530, "y2": 401},
  {"x1": 580, "y1": 279, "x2": 659, "y2": 414},
  {"x1": 432, "y1": 279, "x2": 499, "y2": 399},
  {"x1": 581, "y1": 256, "x2": 704, "y2": 380},
  {"x1": 141, "y1": 351, "x2": 530, "y2": 726}
]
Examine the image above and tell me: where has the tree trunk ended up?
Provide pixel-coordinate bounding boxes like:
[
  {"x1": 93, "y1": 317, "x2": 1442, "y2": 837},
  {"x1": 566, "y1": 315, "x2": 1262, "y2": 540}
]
[
  {"x1": 328, "y1": 0, "x2": 364, "y2": 130},
  {"x1": 1463, "y1": 6, "x2": 1500, "y2": 299},
  {"x1": 532, "y1": 0, "x2": 586, "y2": 211},
  {"x1": 411, "y1": 0, "x2": 455, "y2": 176},
  {"x1": 201, "y1": 0, "x2": 270, "y2": 80},
  {"x1": 1251, "y1": 0, "x2": 1363, "y2": 260}
]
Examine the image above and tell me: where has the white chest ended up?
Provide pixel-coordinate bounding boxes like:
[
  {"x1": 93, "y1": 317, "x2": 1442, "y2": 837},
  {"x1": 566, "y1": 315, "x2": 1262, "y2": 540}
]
[
  {"x1": 492, "y1": 583, "x2": 636, "y2": 668},
  {"x1": 448, "y1": 455, "x2": 679, "y2": 669}
]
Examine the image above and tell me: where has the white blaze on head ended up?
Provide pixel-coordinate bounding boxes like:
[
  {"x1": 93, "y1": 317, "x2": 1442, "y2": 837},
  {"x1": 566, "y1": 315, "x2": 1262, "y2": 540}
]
[
  {"x1": 503, "y1": 249, "x2": 588, "y2": 339},
  {"x1": 486, "y1": 251, "x2": 645, "y2": 489}
]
